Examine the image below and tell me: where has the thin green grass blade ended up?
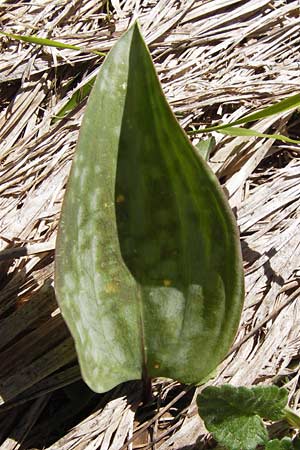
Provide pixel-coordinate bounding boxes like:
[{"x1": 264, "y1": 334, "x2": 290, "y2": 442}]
[
  {"x1": 52, "y1": 77, "x2": 96, "y2": 123},
  {"x1": 0, "y1": 31, "x2": 106, "y2": 56},
  {"x1": 55, "y1": 22, "x2": 244, "y2": 393},
  {"x1": 219, "y1": 126, "x2": 300, "y2": 144},
  {"x1": 190, "y1": 93, "x2": 300, "y2": 133}
]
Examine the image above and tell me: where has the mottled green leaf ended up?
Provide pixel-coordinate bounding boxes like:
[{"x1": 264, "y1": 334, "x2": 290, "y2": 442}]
[
  {"x1": 55, "y1": 23, "x2": 244, "y2": 393},
  {"x1": 197, "y1": 385, "x2": 288, "y2": 450}
]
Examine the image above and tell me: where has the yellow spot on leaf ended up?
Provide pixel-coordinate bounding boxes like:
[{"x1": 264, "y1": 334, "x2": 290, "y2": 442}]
[
  {"x1": 105, "y1": 282, "x2": 118, "y2": 294},
  {"x1": 116, "y1": 194, "x2": 125, "y2": 203},
  {"x1": 163, "y1": 279, "x2": 172, "y2": 287},
  {"x1": 154, "y1": 362, "x2": 160, "y2": 369}
]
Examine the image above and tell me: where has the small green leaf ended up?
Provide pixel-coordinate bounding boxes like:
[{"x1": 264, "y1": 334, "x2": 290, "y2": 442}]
[
  {"x1": 197, "y1": 385, "x2": 288, "y2": 450},
  {"x1": 52, "y1": 77, "x2": 96, "y2": 123},
  {"x1": 266, "y1": 437, "x2": 294, "y2": 450},
  {"x1": 195, "y1": 137, "x2": 216, "y2": 161},
  {"x1": 284, "y1": 407, "x2": 300, "y2": 429},
  {"x1": 55, "y1": 22, "x2": 244, "y2": 393}
]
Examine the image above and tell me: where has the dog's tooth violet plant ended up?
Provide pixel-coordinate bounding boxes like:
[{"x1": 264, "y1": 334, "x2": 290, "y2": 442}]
[{"x1": 54, "y1": 22, "x2": 244, "y2": 394}]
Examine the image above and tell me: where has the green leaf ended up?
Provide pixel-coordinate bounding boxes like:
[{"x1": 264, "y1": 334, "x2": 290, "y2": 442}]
[
  {"x1": 284, "y1": 407, "x2": 300, "y2": 429},
  {"x1": 0, "y1": 31, "x2": 105, "y2": 56},
  {"x1": 191, "y1": 93, "x2": 300, "y2": 133},
  {"x1": 195, "y1": 137, "x2": 216, "y2": 161},
  {"x1": 292, "y1": 437, "x2": 300, "y2": 450},
  {"x1": 55, "y1": 22, "x2": 244, "y2": 393},
  {"x1": 266, "y1": 437, "x2": 294, "y2": 450},
  {"x1": 220, "y1": 94, "x2": 300, "y2": 128},
  {"x1": 52, "y1": 77, "x2": 96, "y2": 123},
  {"x1": 197, "y1": 385, "x2": 288, "y2": 450},
  {"x1": 218, "y1": 126, "x2": 300, "y2": 145}
]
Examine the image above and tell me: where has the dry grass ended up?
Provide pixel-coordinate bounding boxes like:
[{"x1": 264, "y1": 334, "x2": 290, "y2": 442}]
[{"x1": 0, "y1": 0, "x2": 300, "y2": 449}]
